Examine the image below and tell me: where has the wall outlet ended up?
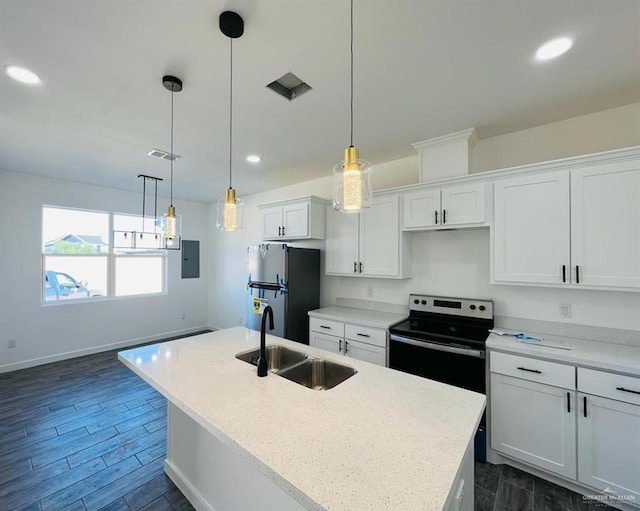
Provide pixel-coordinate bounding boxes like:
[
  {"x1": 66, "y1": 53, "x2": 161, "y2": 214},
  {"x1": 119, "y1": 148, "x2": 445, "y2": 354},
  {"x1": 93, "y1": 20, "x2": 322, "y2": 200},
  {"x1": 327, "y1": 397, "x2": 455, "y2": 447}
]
[
  {"x1": 180, "y1": 313, "x2": 186, "y2": 320},
  {"x1": 366, "y1": 287, "x2": 373, "y2": 298},
  {"x1": 559, "y1": 304, "x2": 572, "y2": 319},
  {"x1": 7, "y1": 339, "x2": 16, "y2": 349}
]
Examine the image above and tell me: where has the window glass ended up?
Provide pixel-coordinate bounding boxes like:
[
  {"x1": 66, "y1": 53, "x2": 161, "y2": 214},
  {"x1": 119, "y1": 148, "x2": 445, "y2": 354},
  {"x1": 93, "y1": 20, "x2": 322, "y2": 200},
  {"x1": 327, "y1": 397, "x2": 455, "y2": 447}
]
[
  {"x1": 43, "y1": 207, "x2": 109, "y2": 254},
  {"x1": 43, "y1": 257, "x2": 107, "y2": 301},
  {"x1": 115, "y1": 257, "x2": 164, "y2": 296}
]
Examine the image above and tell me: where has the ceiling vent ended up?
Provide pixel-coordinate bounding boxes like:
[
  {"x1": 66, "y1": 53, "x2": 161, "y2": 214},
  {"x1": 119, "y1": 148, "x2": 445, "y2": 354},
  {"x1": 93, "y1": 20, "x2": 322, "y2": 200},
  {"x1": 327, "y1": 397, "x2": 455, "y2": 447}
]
[
  {"x1": 266, "y1": 72, "x2": 312, "y2": 101},
  {"x1": 147, "y1": 149, "x2": 181, "y2": 161}
]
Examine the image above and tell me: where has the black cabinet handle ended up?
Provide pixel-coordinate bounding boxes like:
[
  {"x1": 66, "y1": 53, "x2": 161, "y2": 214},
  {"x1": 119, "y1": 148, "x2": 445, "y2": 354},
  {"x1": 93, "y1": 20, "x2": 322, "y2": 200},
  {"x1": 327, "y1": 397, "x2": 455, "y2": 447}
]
[
  {"x1": 576, "y1": 265, "x2": 580, "y2": 284},
  {"x1": 443, "y1": 209, "x2": 447, "y2": 224},
  {"x1": 278, "y1": 226, "x2": 281, "y2": 236},
  {"x1": 434, "y1": 210, "x2": 438, "y2": 224},
  {"x1": 567, "y1": 392, "x2": 571, "y2": 413},
  {"x1": 353, "y1": 261, "x2": 357, "y2": 273},
  {"x1": 320, "y1": 325, "x2": 331, "y2": 330},
  {"x1": 562, "y1": 265, "x2": 566, "y2": 283},
  {"x1": 339, "y1": 339, "x2": 342, "y2": 351},
  {"x1": 344, "y1": 341, "x2": 349, "y2": 353},
  {"x1": 583, "y1": 396, "x2": 587, "y2": 418},
  {"x1": 517, "y1": 366, "x2": 542, "y2": 374},
  {"x1": 282, "y1": 226, "x2": 285, "y2": 236},
  {"x1": 357, "y1": 333, "x2": 370, "y2": 338},
  {"x1": 617, "y1": 386, "x2": 640, "y2": 395},
  {"x1": 359, "y1": 262, "x2": 363, "y2": 273}
]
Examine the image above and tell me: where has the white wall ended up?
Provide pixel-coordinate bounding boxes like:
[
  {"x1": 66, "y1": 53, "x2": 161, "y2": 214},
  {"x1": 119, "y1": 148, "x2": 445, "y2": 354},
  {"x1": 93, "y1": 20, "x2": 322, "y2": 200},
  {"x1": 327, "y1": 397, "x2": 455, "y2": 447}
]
[
  {"x1": 0, "y1": 169, "x2": 210, "y2": 372},
  {"x1": 208, "y1": 103, "x2": 640, "y2": 334}
]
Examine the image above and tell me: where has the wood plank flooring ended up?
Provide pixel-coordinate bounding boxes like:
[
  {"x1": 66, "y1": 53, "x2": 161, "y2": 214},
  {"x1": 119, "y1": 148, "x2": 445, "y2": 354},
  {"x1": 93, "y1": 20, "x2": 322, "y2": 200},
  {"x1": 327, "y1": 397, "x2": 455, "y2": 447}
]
[{"x1": 1, "y1": 334, "x2": 616, "y2": 511}]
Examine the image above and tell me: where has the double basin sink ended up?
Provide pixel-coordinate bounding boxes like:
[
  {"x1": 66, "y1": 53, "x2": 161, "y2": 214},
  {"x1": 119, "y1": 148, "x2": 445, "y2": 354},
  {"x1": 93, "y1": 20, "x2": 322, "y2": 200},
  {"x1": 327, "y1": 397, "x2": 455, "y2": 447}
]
[{"x1": 235, "y1": 345, "x2": 357, "y2": 391}]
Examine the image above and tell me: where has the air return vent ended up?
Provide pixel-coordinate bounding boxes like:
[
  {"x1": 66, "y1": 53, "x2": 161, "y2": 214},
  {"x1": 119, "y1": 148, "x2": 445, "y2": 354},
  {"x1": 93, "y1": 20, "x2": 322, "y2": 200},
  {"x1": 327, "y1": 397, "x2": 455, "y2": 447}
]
[
  {"x1": 147, "y1": 149, "x2": 181, "y2": 161},
  {"x1": 266, "y1": 72, "x2": 312, "y2": 101}
]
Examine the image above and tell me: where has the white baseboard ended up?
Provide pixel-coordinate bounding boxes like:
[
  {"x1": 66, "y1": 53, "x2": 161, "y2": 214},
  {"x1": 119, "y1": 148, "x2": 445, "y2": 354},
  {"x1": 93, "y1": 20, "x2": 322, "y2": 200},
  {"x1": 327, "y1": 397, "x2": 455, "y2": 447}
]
[
  {"x1": 164, "y1": 460, "x2": 215, "y2": 511},
  {"x1": 0, "y1": 325, "x2": 211, "y2": 374}
]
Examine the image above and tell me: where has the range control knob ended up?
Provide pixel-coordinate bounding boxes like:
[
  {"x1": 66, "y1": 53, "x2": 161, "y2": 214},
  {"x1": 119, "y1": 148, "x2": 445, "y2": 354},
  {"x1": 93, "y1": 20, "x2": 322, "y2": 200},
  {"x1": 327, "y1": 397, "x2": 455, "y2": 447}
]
[
  {"x1": 479, "y1": 305, "x2": 486, "y2": 311},
  {"x1": 413, "y1": 299, "x2": 420, "y2": 304},
  {"x1": 421, "y1": 300, "x2": 427, "y2": 305},
  {"x1": 470, "y1": 305, "x2": 476, "y2": 310}
]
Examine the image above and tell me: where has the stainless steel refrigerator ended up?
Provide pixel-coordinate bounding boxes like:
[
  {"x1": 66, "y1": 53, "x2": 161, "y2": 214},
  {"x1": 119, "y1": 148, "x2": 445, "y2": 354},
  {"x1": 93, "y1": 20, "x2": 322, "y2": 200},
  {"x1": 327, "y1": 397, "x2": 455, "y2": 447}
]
[{"x1": 247, "y1": 244, "x2": 320, "y2": 344}]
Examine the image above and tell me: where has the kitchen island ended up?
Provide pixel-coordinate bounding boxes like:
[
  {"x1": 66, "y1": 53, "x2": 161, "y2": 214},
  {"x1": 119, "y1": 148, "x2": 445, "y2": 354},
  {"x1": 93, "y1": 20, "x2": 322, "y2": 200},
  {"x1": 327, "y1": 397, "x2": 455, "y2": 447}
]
[{"x1": 118, "y1": 327, "x2": 485, "y2": 511}]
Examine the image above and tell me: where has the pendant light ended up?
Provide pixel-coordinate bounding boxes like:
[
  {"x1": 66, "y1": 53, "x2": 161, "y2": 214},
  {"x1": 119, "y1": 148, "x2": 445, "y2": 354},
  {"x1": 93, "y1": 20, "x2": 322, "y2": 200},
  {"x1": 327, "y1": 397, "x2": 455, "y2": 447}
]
[
  {"x1": 113, "y1": 174, "x2": 163, "y2": 249},
  {"x1": 216, "y1": 11, "x2": 244, "y2": 231},
  {"x1": 162, "y1": 75, "x2": 183, "y2": 249},
  {"x1": 332, "y1": 0, "x2": 372, "y2": 214}
]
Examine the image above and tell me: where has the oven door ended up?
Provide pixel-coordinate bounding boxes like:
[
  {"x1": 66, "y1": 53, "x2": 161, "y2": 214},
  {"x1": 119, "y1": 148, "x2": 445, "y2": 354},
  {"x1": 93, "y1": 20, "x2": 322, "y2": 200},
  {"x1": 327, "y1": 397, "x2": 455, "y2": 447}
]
[{"x1": 389, "y1": 334, "x2": 486, "y2": 394}]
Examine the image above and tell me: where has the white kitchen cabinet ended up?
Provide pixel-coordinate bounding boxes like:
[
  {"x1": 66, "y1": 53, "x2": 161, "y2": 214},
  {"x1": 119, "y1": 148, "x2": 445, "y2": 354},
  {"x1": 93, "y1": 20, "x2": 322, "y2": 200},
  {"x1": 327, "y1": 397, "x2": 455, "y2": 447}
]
[
  {"x1": 493, "y1": 156, "x2": 640, "y2": 290},
  {"x1": 403, "y1": 183, "x2": 486, "y2": 230},
  {"x1": 309, "y1": 319, "x2": 388, "y2": 367},
  {"x1": 493, "y1": 171, "x2": 570, "y2": 285},
  {"x1": 325, "y1": 194, "x2": 411, "y2": 278},
  {"x1": 490, "y1": 372, "x2": 577, "y2": 479},
  {"x1": 577, "y1": 367, "x2": 640, "y2": 501},
  {"x1": 259, "y1": 196, "x2": 327, "y2": 240},
  {"x1": 571, "y1": 161, "x2": 640, "y2": 289}
]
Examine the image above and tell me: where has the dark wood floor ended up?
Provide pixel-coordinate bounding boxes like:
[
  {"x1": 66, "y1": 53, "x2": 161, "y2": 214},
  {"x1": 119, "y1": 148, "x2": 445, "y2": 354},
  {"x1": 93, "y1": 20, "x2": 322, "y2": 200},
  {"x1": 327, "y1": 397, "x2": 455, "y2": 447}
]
[{"x1": 1, "y1": 338, "x2": 615, "y2": 511}]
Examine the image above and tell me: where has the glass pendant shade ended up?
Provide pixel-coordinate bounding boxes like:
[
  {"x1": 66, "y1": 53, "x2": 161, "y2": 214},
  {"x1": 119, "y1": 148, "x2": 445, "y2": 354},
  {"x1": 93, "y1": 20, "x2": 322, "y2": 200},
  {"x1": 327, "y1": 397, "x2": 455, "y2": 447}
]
[
  {"x1": 162, "y1": 205, "x2": 182, "y2": 249},
  {"x1": 332, "y1": 146, "x2": 372, "y2": 213},
  {"x1": 216, "y1": 188, "x2": 244, "y2": 231}
]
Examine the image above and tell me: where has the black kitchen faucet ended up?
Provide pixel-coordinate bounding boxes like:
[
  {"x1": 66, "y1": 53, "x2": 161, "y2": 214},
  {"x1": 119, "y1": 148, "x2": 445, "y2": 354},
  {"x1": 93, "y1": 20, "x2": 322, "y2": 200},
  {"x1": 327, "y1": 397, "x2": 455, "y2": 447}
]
[{"x1": 257, "y1": 305, "x2": 274, "y2": 377}]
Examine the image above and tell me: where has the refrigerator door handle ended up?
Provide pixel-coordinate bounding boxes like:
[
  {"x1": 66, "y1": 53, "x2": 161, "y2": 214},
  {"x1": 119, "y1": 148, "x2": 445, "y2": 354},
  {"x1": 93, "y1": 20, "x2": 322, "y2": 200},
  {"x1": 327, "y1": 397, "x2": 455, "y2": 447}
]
[{"x1": 248, "y1": 282, "x2": 283, "y2": 291}]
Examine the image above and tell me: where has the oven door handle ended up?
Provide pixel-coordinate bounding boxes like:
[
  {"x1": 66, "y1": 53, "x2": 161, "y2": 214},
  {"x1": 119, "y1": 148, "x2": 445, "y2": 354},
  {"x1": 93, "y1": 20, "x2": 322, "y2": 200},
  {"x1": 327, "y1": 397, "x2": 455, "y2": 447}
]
[{"x1": 390, "y1": 334, "x2": 485, "y2": 359}]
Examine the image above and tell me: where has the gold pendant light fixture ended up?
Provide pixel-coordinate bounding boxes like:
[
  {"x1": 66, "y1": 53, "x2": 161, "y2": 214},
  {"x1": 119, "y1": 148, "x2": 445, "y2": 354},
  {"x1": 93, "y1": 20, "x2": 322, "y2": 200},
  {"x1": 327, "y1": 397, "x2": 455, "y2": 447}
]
[
  {"x1": 332, "y1": 0, "x2": 372, "y2": 214},
  {"x1": 162, "y1": 75, "x2": 183, "y2": 249},
  {"x1": 216, "y1": 11, "x2": 245, "y2": 231}
]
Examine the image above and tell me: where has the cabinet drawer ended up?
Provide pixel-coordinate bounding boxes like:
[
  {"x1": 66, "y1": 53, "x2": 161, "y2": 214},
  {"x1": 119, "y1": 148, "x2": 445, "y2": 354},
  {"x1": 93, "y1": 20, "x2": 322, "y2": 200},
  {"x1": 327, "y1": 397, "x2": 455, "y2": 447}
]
[
  {"x1": 578, "y1": 368, "x2": 640, "y2": 406},
  {"x1": 345, "y1": 324, "x2": 386, "y2": 348},
  {"x1": 490, "y1": 351, "x2": 575, "y2": 389},
  {"x1": 309, "y1": 317, "x2": 344, "y2": 337}
]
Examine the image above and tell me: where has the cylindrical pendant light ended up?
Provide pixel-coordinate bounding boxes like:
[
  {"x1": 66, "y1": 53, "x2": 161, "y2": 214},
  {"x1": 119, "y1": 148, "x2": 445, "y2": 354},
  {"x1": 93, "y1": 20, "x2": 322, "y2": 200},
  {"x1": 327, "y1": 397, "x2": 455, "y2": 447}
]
[
  {"x1": 332, "y1": 0, "x2": 372, "y2": 214},
  {"x1": 162, "y1": 75, "x2": 183, "y2": 249},
  {"x1": 216, "y1": 11, "x2": 244, "y2": 231}
]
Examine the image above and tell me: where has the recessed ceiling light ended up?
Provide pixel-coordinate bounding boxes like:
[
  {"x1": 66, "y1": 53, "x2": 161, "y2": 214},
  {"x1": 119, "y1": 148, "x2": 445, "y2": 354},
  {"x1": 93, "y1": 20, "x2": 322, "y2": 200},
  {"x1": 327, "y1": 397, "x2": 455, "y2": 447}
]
[
  {"x1": 5, "y1": 65, "x2": 42, "y2": 85},
  {"x1": 246, "y1": 155, "x2": 261, "y2": 163},
  {"x1": 535, "y1": 37, "x2": 573, "y2": 61}
]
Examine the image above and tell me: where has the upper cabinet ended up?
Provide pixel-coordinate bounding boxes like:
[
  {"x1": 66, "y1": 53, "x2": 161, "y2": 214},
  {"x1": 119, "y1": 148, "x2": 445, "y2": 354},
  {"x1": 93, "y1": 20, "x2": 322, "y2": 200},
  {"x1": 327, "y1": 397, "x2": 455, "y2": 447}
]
[
  {"x1": 493, "y1": 154, "x2": 640, "y2": 290},
  {"x1": 325, "y1": 194, "x2": 411, "y2": 279},
  {"x1": 403, "y1": 183, "x2": 487, "y2": 230},
  {"x1": 259, "y1": 196, "x2": 328, "y2": 241}
]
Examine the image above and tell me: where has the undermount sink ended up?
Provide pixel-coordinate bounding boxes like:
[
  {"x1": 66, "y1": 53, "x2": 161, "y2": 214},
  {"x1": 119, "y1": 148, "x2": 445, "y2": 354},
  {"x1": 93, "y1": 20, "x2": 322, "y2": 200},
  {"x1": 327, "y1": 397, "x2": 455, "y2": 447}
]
[
  {"x1": 235, "y1": 345, "x2": 307, "y2": 373},
  {"x1": 235, "y1": 345, "x2": 357, "y2": 390},
  {"x1": 278, "y1": 358, "x2": 357, "y2": 391}
]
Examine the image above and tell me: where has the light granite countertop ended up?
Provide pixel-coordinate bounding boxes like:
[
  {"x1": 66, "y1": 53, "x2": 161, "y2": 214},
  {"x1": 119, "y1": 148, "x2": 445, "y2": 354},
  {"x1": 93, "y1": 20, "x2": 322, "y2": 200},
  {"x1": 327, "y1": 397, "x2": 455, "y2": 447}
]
[
  {"x1": 487, "y1": 331, "x2": 640, "y2": 377},
  {"x1": 118, "y1": 327, "x2": 485, "y2": 511},
  {"x1": 308, "y1": 306, "x2": 407, "y2": 330}
]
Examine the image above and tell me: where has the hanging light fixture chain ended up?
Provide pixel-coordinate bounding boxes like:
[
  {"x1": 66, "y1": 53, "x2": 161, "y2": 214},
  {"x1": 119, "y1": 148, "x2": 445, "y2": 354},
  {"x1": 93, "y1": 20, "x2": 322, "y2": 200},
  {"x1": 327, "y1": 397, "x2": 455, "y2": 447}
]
[
  {"x1": 229, "y1": 38, "x2": 233, "y2": 189},
  {"x1": 350, "y1": 0, "x2": 354, "y2": 147}
]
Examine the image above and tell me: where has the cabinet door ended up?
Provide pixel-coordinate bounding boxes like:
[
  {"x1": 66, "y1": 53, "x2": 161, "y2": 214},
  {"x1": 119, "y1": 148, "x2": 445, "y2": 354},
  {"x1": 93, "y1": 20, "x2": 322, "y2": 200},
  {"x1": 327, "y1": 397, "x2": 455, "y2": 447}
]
[
  {"x1": 403, "y1": 189, "x2": 441, "y2": 229},
  {"x1": 345, "y1": 339, "x2": 386, "y2": 366},
  {"x1": 309, "y1": 331, "x2": 343, "y2": 355},
  {"x1": 282, "y1": 202, "x2": 309, "y2": 239},
  {"x1": 490, "y1": 373, "x2": 576, "y2": 478},
  {"x1": 493, "y1": 172, "x2": 570, "y2": 284},
  {"x1": 441, "y1": 183, "x2": 485, "y2": 226},
  {"x1": 360, "y1": 195, "x2": 400, "y2": 276},
  {"x1": 262, "y1": 207, "x2": 283, "y2": 239},
  {"x1": 571, "y1": 162, "x2": 640, "y2": 289},
  {"x1": 578, "y1": 393, "x2": 640, "y2": 501},
  {"x1": 325, "y1": 207, "x2": 359, "y2": 275}
]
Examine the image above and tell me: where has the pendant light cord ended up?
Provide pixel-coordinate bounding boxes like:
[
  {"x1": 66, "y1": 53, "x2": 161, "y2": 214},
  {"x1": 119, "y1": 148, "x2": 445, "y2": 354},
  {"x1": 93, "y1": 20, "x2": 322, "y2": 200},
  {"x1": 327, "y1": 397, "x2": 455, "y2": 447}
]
[
  {"x1": 350, "y1": 0, "x2": 354, "y2": 147},
  {"x1": 229, "y1": 38, "x2": 233, "y2": 189},
  {"x1": 170, "y1": 85, "x2": 175, "y2": 207}
]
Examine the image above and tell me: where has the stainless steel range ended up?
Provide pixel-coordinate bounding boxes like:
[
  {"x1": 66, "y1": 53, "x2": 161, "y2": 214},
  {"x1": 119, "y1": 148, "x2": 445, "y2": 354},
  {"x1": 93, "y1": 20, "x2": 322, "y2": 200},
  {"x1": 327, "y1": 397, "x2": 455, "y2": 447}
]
[{"x1": 388, "y1": 294, "x2": 494, "y2": 460}]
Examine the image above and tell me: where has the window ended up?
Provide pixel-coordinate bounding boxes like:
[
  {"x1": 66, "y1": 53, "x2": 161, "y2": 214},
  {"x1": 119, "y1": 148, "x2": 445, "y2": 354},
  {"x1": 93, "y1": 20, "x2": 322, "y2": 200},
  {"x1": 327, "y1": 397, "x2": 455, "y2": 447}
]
[{"x1": 42, "y1": 206, "x2": 166, "y2": 303}]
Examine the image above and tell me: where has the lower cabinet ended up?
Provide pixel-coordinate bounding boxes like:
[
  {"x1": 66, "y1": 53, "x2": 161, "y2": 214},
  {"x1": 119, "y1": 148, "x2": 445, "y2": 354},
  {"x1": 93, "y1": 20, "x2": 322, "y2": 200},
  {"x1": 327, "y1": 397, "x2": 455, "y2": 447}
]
[
  {"x1": 490, "y1": 351, "x2": 640, "y2": 503},
  {"x1": 309, "y1": 317, "x2": 387, "y2": 366},
  {"x1": 490, "y1": 372, "x2": 576, "y2": 479}
]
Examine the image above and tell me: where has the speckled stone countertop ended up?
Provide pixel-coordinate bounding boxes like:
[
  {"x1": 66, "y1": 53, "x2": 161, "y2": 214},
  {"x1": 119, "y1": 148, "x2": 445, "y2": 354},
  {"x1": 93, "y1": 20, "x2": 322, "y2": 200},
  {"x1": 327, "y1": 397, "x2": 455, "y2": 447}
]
[
  {"x1": 118, "y1": 327, "x2": 485, "y2": 511},
  {"x1": 487, "y1": 332, "x2": 640, "y2": 377},
  {"x1": 308, "y1": 306, "x2": 407, "y2": 330}
]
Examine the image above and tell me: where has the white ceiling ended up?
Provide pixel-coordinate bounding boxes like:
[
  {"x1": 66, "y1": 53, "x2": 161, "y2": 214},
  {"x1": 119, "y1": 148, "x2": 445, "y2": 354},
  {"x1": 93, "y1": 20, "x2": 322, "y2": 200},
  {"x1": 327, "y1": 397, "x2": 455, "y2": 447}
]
[{"x1": 1, "y1": 0, "x2": 638, "y2": 203}]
